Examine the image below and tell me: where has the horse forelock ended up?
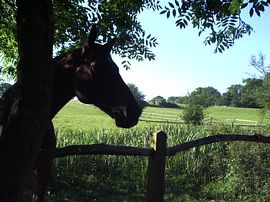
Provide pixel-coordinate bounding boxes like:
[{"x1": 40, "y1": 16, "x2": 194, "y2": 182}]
[{"x1": 54, "y1": 48, "x2": 82, "y2": 69}]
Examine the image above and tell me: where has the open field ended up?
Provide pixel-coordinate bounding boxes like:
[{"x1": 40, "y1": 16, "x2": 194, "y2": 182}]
[
  {"x1": 206, "y1": 106, "x2": 266, "y2": 124},
  {"x1": 52, "y1": 100, "x2": 269, "y2": 131},
  {"x1": 24, "y1": 100, "x2": 270, "y2": 201},
  {"x1": 53, "y1": 101, "x2": 151, "y2": 131}
]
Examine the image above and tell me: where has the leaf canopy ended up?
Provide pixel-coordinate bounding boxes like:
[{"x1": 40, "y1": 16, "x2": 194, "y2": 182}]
[{"x1": 0, "y1": 0, "x2": 269, "y2": 78}]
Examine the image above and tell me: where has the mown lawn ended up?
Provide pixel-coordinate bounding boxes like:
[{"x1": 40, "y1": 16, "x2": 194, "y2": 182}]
[
  {"x1": 205, "y1": 106, "x2": 267, "y2": 124},
  {"x1": 53, "y1": 101, "x2": 116, "y2": 131},
  {"x1": 53, "y1": 101, "x2": 153, "y2": 131}
]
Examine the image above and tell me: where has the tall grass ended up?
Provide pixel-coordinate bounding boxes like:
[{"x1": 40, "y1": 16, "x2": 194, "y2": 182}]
[
  {"x1": 23, "y1": 124, "x2": 270, "y2": 201},
  {"x1": 48, "y1": 127, "x2": 153, "y2": 201}
]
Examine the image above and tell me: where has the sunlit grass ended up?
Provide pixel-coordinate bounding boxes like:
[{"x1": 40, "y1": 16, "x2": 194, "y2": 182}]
[
  {"x1": 53, "y1": 101, "x2": 269, "y2": 132},
  {"x1": 24, "y1": 101, "x2": 270, "y2": 201},
  {"x1": 205, "y1": 106, "x2": 270, "y2": 125},
  {"x1": 35, "y1": 124, "x2": 270, "y2": 201}
]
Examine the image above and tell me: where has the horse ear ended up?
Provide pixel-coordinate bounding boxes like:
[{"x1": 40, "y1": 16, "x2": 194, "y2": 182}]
[
  {"x1": 85, "y1": 24, "x2": 97, "y2": 47},
  {"x1": 104, "y1": 38, "x2": 116, "y2": 52}
]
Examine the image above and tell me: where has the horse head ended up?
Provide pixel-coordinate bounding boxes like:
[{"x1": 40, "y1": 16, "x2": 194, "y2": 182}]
[{"x1": 73, "y1": 26, "x2": 142, "y2": 128}]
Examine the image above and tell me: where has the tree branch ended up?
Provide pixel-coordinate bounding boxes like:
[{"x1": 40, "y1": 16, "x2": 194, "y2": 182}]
[{"x1": 167, "y1": 134, "x2": 270, "y2": 156}]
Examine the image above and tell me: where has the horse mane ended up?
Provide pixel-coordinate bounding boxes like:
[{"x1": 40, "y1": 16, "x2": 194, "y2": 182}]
[
  {"x1": 0, "y1": 48, "x2": 82, "y2": 127},
  {"x1": 53, "y1": 48, "x2": 83, "y2": 75}
]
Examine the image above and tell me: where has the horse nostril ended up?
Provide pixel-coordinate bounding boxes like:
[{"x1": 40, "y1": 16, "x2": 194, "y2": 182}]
[
  {"x1": 112, "y1": 107, "x2": 127, "y2": 118},
  {"x1": 110, "y1": 105, "x2": 141, "y2": 128}
]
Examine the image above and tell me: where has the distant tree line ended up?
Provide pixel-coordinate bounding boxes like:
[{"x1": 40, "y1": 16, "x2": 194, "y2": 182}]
[
  {"x1": 148, "y1": 95, "x2": 179, "y2": 108},
  {"x1": 147, "y1": 77, "x2": 265, "y2": 109},
  {"x1": 167, "y1": 78, "x2": 266, "y2": 109},
  {"x1": 149, "y1": 53, "x2": 270, "y2": 110}
]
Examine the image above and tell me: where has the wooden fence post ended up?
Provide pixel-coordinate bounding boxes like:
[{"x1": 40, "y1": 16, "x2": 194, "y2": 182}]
[{"x1": 146, "y1": 131, "x2": 167, "y2": 202}]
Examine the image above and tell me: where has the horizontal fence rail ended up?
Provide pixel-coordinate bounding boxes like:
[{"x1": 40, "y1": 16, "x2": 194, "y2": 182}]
[
  {"x1": 203, "y1": 117, "x2": 260, "y2": 127},
  {"x1": 167, "y1": 133, "x2": 270, "y2": 156},
  {"x1": 40, "y1": 133, "x2": 270, "y2": 159},
  {"x1": 140, "y1": 112, "x2": 182, "y2": 124},
  {"x1": 140, "y1": 112, "x2": 261, "y2": 127},
  {"x1": 40, "y1": 132, "x2": 270, "y2": 202},
  {"x1": 39, "y1": 144, "x2": 153, "y2": 158}
]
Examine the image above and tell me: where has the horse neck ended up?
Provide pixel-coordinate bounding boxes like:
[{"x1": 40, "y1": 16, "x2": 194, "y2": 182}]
[{"x1": 51, "y1": 63, "x2": 75, "y2": 117}]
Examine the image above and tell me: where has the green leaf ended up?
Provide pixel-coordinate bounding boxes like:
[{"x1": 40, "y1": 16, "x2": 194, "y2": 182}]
[
  {"x1": 249, "y1": 8, "x2": 254, "y2": 16},
  {"x1": 258, "y1": 4, "x2": 265, "y2": 11},
  {"x1": 183, "y1": 19, "x2": 188, "y2": 26},
  {"x1": 241, "y1": 3, "x2": 248, "y2": 9},
  {"x1": 255, "y1": 9, "x2": 260, "y2": 16},
  {"x1": 167, "y1": 10, "x2": 170, "y2": 18},
  {"x1": 261, "y1": 1, "x2": 269, "y2": 6},
  {"x1": 173, "y1": 9, "x2": 176, "y2": 17},
  {"x1": 168, "y1": 2, "x2": 174, "y2": 8},
  {"x1": 175, "y1": 0, "x2": 179, "y2": 7},
  {"x1": 160, "y1": 10, "x2": 167, "y2": 14}
]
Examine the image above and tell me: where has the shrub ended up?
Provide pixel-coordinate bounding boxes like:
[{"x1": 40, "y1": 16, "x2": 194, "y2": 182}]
[{"x1": 182, "y1": 103, "x2": 205, "y2": 125}]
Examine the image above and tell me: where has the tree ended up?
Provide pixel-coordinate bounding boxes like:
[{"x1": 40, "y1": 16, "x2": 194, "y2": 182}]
[
  {"x1": 0, "y1": 0, "x2": 269, "y2": 199},
  {"x1": 188, "y1": 87, "x2": 221, "y2": 107},
  {"x1": 175, "y1": 96, "x2": 189, "y2": 105},
  {"x1": 0, "y1": 0, "x2": 53, "y2": 200},
  {"x1": 161, "y1": 0, "x2": 270, "y2": 53},
  {"x1": 240, "y1": 78, "x2": 262, "y2": 108},
  {"x1": 127, "y1": 83, "x2": 147, "y2": 108},
  {"x1": 182, "y1": 102, "x2": 205, "y2": 125},
  {"x1": 167, "y1": 96, "x2": 179, "y2": 103},
  {"x1": 182, "y1": 86, "x2": 220, "y2": 125},
  {"x1": 0, "y1": 1, "x2": 159, "y2": 199},
  {"x1": 249, "y1": 52, "x2": 270, "y2": 77},
  {"x1": 150, "y1": 95, "x2": 166, "y2": 106},
  {"x1": 0, "y1": 82, "x2": 11, "y2": 96},
  {"x1": 259, "y1": 74, "x2": 270, "y2": 110},
  {"x1": 1, "y1": 1, "x2": 270, "y2": 77},
  {"x1": 249, "y1": 52, "x2": 270, "y2": 110},
  {"x1": 150, "y1": 95, "x2": 179, "y2": 108},
  {"x1": 0, "y1": 0, "x2": 160, "y2": 76},
  {"x1": 223, "y1": 84, "x2": 243, "y2": 107}
]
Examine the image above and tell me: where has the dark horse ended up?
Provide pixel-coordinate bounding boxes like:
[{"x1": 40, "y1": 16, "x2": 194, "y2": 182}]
[{"x1": 0, "y1": 25, "x2": 142, "y2": 201}]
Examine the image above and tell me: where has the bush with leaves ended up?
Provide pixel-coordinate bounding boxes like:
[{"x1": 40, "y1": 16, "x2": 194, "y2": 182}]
[{"x1": 182, "y1": 102, "x2": 205, "y2": 125}]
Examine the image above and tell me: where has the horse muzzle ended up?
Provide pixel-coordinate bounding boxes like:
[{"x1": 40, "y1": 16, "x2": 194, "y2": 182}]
[{"x1": 112, "y1": 106, "x2": 141, "y2": 128}]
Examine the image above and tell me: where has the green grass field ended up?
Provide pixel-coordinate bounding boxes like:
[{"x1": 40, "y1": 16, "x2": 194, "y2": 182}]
[
  {"x1": 52, "y1": 100, "x2": 269, "y2": 131},
  {"x1": 29, "y1": 100, "x2": 270, "y2": 201},
  {"x1": 53, "y1": 101, "x2": 151, "y2": 131}
]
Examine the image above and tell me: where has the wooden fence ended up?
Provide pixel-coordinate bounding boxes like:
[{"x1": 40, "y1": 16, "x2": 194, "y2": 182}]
[
  {"x1": 40, "y1": 131, "x2": 270, "y2": 202},
  {"x1": 140, "y1": 112, "x2": 182, "y2": 124},
  {"x1": 140, "y1": 112, "x2": 260, "y2": 127}
]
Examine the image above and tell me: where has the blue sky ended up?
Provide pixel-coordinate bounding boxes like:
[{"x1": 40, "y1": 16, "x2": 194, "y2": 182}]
[{"x1": 114, "y1": 8, "x2": 270, "y2": 100}]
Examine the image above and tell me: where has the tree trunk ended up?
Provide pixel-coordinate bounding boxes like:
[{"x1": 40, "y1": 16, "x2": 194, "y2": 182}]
[{"x1": 0, "y1": 0, "x2": 53, "y2": 201}]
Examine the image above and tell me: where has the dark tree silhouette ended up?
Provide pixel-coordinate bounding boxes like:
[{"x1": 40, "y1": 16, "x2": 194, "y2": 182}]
[{"x1": 0, "y1": 0, "x2": 53, "y2": 200}]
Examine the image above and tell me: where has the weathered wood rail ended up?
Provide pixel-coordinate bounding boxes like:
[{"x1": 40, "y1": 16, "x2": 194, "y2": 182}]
[
  {"x1": 140, "y1": 112, "x2": 261, "y2": 127},
  {"x1": 39, "y1": 131, "x2": 270, "y2": 202}
]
